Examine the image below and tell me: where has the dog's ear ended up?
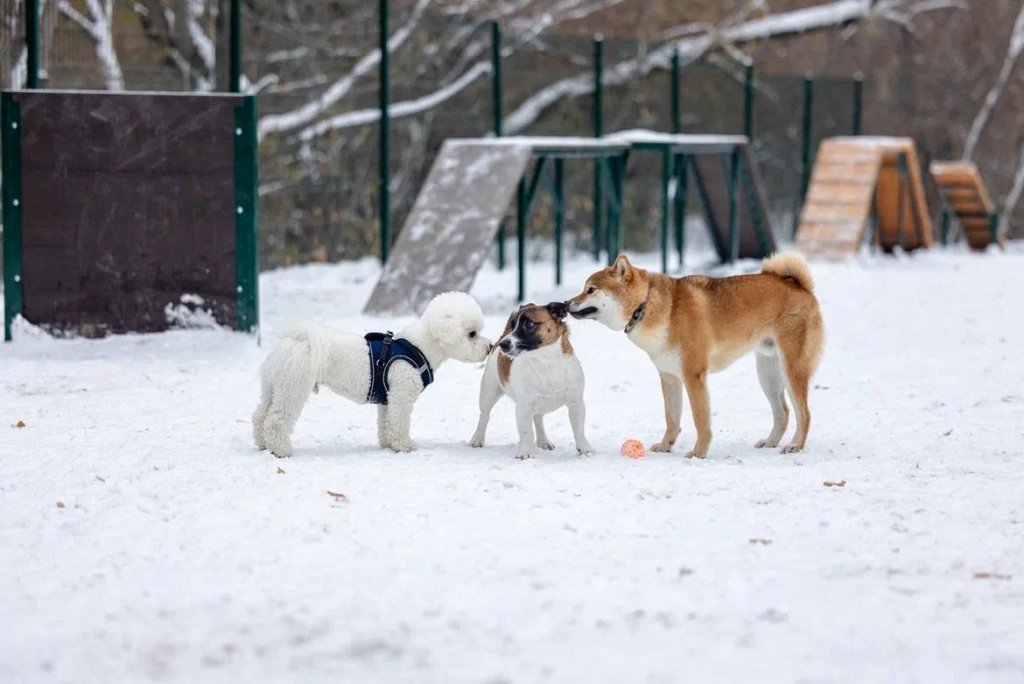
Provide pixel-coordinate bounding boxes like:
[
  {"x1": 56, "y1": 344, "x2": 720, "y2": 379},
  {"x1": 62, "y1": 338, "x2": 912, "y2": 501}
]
[
  {"x1": 546, "y1": 301, "x2": 569, "y2": 321},
  {"x1": 429, "y1": 309, "x2": 462, "y2": 345},
  {"x1": 612, "y1": 253, "x2": 633, "y2": 282}
]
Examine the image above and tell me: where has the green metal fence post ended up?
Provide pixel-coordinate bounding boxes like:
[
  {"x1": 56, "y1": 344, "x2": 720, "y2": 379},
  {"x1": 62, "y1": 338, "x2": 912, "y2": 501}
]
[
  {"x1": 233, "y1": 95, "x2": 259, "y2": 332},
  {"x1": 940, "y1": 208, "x2": 951, "y2": 245},
  {"x1": 674, "y1": 154, "x2": 688, "y2": 269},
  {"x1": 554, "y1": 158, "x2": 564, "y2": 285},
  {"x1": 229, "y1": 0, "x2": 241, "y2": 92},
  {"x1": 660, "y1": 149, "x2": 670, "y2": 273},
  {"x1": 796, "y1": 75, "x2": 814, "y2": 237},
  {"x1": 517, "y1": 179, "x2": 527, "y2": 301},
  {"x1": 989, "y1": 211, "x2": 1000, "y2": 246},
  {"x1": 491, "y1": 21, "x2": 506, "y2": 270},
  {"x1": 378, "y1": 0, "x2": 391, "y2": 265},
  {"x1": 25, "y1": 0, "x2": 39, "y2": 88},
  {"x1": 727, "y1": 148, "x2": 741, "y2": 263},
  {"x1": 670, "y1": 47, "x2": 682, "y2": 134},
  {"x1": 743, "y1": 60, "x2": 754, "y2": 140},
  {"x1": 852, "y1": 73, "x2": 864, "y2": 136},
  {"x1": 2, "y1": 93, "x2": 24, "y2": 341},
  {"x1": 592, "y1": 35, "x2": 604, "y2": 261}
]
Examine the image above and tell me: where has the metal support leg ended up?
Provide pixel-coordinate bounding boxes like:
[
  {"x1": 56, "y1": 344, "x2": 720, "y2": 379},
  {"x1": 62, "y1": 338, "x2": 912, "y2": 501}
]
[
  {"x1": 940, "y1": 208, "x2": 950, "y2": 246},
  {"x1": 674, "y1": 153, "x2": 688, "y2": 271},
  {"x1": 727, "y1": 148, "x2": 741, "y2": 263},
  {"x1": 517, "y1": 179, "x2": 527, "y2": 302},
  {"x1": 554, "y1": 158, "x2": 564, "y2": 286},
  {"x1": 660, "y1": 149, "x2": 671, "y2": 274}
]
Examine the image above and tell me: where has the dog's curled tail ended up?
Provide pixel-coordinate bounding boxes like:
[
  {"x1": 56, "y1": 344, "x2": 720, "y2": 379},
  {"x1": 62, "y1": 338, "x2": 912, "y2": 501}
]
[{"x1": 762, "y1": 251, "x2": 814, "y2": 293}]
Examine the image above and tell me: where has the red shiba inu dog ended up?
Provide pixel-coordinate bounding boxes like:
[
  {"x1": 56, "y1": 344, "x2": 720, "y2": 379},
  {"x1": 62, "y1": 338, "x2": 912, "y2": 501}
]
[{"x1": 567, "y1": 252, "x2": 824, "y2": 458}]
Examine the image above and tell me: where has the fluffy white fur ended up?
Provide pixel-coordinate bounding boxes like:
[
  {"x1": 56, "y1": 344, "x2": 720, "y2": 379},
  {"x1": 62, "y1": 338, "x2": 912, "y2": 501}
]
[{"x1": 253, "y1": 292, "x2": 491, "y2": 457}]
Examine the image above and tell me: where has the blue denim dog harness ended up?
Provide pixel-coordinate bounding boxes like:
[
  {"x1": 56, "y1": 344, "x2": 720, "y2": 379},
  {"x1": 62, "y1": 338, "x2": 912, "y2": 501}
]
[{"x1": 365, "y1": 332, "x2": 434, "y2": 405}]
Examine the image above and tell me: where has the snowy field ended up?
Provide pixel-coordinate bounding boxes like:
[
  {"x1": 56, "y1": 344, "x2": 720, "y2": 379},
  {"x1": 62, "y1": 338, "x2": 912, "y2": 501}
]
[{"x1": 2, "y1": 246, "x2": 1023, "y2": 683}]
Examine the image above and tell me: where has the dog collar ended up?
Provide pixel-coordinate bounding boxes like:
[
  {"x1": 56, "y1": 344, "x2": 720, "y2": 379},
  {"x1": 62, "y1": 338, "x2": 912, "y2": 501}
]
[{"x1": 624, "y1": 289, "x2": 651, "y2": 334}]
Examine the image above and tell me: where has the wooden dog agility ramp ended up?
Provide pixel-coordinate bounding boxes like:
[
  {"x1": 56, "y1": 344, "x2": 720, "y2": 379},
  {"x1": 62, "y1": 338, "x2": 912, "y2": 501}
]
[
  {"x1": 795, "y1": 137, "x2": 932, "y2": 258},
  {"x1": 929, "y1": 161, "x2": 1003, "y2": 250}
]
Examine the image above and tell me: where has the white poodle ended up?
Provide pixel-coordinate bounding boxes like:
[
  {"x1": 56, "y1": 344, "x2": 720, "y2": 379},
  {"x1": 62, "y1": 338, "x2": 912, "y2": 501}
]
[{"x1": 253, "y1": 292, "x2": 491, "y2": 457}]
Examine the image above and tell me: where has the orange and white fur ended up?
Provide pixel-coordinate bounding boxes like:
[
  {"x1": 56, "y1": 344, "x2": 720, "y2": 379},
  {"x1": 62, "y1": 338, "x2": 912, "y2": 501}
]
[
  {"x1": 469, "y1": 302, "x2": 594, "y2": 459},
  {"x1": 567, "y1": 252, "x2": 824, "y2": 458}
]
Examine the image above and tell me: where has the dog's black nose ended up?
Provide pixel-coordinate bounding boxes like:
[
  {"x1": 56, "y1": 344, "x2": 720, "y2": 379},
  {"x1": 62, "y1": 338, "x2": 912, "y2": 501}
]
[{"x1": 499, "y1": 339, "x2": 512, "y2": 352}]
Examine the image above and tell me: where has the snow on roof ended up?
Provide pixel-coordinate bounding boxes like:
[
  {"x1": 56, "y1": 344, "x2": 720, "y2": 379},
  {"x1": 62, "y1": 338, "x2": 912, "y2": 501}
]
[
  {"x1": 448, "y1": 136, "x2": 631, "y2": 151},
  {"x1": 605, "y1": 129, "x2": 750, "y2": 145}
]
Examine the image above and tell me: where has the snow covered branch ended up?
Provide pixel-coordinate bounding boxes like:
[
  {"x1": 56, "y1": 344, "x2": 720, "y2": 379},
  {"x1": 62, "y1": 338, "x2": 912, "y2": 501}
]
[
  {"x1": 962, "y1": 4, "x2": 1024, "y2": 160},
  {"x1": 297, "y1": 60, "x2": 492, "y2": 141},
  {"x1": 58, "y1": 0, "x2": 124, "y2": 90},
  {"x1": 503, "y1": 0, "x2": 959, "y2": 134},
  {"x1": 257, "y1": 0, "x2": 433, "y2": 140}
]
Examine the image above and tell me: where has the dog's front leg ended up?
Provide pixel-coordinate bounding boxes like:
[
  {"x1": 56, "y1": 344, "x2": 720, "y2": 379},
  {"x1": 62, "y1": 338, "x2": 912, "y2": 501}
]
[
  {"x1": 567, "y1": 401, "x2": 594, "y2": 455},
  {"x1": 682, "y1": 368, "x2": 712, "y2": 458},
  {"x1": 514, "y1": 404, "x2": 537, "y2": 460},
  {"x1": 651, "y1": 372, "x2": 683, "y2": 452},
  {"x1": 382, "y1": 368, "x2": 422, "y2": 452}
]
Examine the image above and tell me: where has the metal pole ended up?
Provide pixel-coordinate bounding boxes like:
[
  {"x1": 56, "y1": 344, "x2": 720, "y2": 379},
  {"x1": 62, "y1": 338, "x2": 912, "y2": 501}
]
[
  {"x1": 797, "y1": 75, "x2": 814, "y2": 237},
  {"x1": 674, "y1": 154, "x2": 688, "y2": 270},
  {"x1": 660, "y1": 149, "x2": 670, "y2": 273},
  {"x1": 592, "y1": 35, "x2": 604, "y2": 261},
  {"x1": 727, "y1": 149, "x2": 740, "y2": 263},
  {"x1": 852, "y1": 73, "x2": 864, "y2": 136},
  {"x1": 491, "y1": 21, "x2": 506, "y2": 270},
  {"x1": 25, "y1": 0, "x2": 39, "y2": 88},
  {"x1": 379, "y1": 0, "x2": 391, "y2": 265},
  {"x1": 670, "y1": 47, "x2": 682, "y2": 134},
  {"x1": 229, "y1": 0, "x2": 241, "y2": 93},
  {"x1": 743, "y1": 60, "x2": 754, "y2": 139},
  {"x1": 517, "y1": 180, "x2": 527, "y2": 301},
  {"x1": 554, "y1": 158, "x2": 564, "y2": 285}
]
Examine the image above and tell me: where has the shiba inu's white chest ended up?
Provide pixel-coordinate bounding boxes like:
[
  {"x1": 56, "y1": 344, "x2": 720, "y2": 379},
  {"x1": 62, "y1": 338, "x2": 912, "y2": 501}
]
[{"x1": 629, "y1": 326, "x2": 682, "y2": 376}]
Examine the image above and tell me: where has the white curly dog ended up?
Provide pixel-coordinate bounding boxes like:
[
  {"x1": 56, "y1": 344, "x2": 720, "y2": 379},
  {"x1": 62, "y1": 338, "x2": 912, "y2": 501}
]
[{"x1": 253, "y1": 292, "x2": 491, "y2": 457}]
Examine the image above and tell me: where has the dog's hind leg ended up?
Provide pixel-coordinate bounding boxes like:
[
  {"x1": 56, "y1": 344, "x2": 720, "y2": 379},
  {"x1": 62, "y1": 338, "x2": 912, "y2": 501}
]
[
  {"x1": 534, "y1": 415, "x2": 555, "y2": 451},
  {"x1": 651, "y1": 372, "x2": 683, "y2": 452},
  {"x1": 469, "y1": 371, "x2": 502, "y2": 448},
  {"x1": 252, "y1": 380, "x2": 272, "y2": 450},
  {"x1": 776, "y1": 325, "x2": 816, "y2": 454},
  {"x1": 262, "y1": 378, "x2": 312, "y2": 458},
  {"x1": 754, "y1": 346, "x2": 789, "y2": 448}
]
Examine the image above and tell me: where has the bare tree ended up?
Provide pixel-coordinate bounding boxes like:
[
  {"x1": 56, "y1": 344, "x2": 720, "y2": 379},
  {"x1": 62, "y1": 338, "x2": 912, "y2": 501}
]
[
  {"x1": 962, "y1": 4, "x2": 1024, "y2": 160},
  {"x1": 58, "y1": 0, "x2": 124, "y2": 89}
]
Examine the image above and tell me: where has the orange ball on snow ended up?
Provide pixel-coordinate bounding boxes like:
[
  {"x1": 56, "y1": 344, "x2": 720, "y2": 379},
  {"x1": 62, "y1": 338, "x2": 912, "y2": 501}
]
[{"x1": 620, "y1": 439, "x2": 646, "y2": 459}]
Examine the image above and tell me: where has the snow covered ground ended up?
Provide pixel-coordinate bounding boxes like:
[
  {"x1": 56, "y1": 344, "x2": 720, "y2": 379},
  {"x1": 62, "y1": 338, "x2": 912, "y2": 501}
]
[{"x1": 2, "y1": 246, "x2": 1023, "y2": 683}]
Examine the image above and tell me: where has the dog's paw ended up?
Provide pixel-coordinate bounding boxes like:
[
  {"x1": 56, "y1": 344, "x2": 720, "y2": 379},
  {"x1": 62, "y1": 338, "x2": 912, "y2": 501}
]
[
  {"x1": 780, "y1": 443, "x2": 802, "y2": 454},
  {"x1": 515, "y1": 450, "x2": 535, "y2": 460},
  {"x1": 755, "y1": 438, "x2": 780, "y2": 449},
  {"x1": 576, "y1": 442, "x2": 596, "y2": 456},
  {"x1": 685, "y1": 449, "x2": 708, "y2": 459},
  {"x1": 650, "y1": 441, "x2": 674, "y2": 453},
  {"x1": 537, "y1": 439, "x2": 556, "y2": 451},
  {"x1": 468, "y1": 437, "x2": 485, "y2": 448},
  {"x1": 390, "y1": 440, "x2": 417, "y2": 453}
]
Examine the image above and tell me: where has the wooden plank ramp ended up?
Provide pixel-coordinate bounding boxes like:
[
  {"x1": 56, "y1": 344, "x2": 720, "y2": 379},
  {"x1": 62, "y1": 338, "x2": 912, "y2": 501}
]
[
  {"x1": 795, "y1": 137, "x2": 933, "y2": 259},
  {"x1": 929, "y1": 160, "x2": 1001, "y2": 251}
]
